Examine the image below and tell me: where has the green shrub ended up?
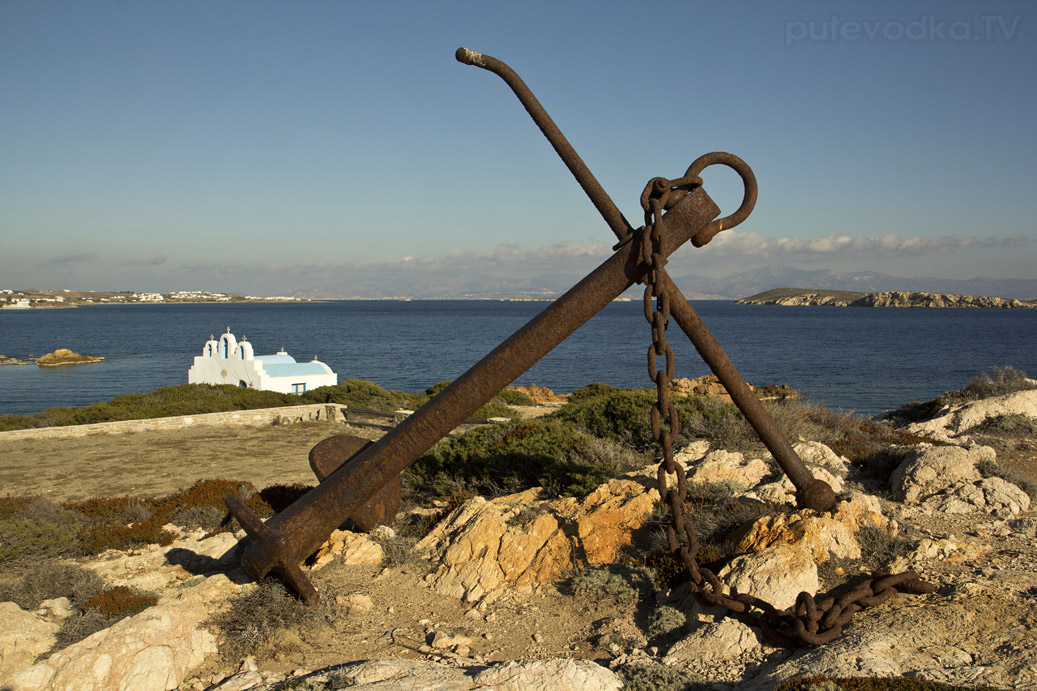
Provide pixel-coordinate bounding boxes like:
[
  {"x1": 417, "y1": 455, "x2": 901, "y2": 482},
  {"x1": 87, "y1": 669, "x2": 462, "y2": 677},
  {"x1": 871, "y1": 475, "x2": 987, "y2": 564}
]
[
  {"x1": 551, "y1": 383, "x2": 658, "y2": 449},
  {"x1": 423, "y1": 380, "x2": 530, "y2": 420},
  {"x1": 468, "y1": 400, "x2": 518, "y2": 422},
  {"x1": 405, "y1": 420, "x2": 608, "y2": 500},
  {"x1": 645, "y1": 605, "x2": 687, "y2": 640},
  {"x1": 0, "y1": 517, "x2": 81, "y2": 562},
  {"x1": 976, "y1": 413, "x2": 1037, "y2": 436},
  {"x1": 302, "y1": 379, "x2": 424, "y2": 413},
  {"x1": 497, "y1": 388, "x2": 535, "y2": 406}
]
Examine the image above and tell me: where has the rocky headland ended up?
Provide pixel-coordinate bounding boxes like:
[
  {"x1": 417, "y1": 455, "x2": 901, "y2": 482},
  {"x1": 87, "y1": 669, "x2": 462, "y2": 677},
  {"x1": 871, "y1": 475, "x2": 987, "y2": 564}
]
[
  {"x1": 2, "y1": 380, "x2": 1037, "y2": 690},
  {"x1": 736, "y1": 288, "x2": 1036, "y2": 309}
]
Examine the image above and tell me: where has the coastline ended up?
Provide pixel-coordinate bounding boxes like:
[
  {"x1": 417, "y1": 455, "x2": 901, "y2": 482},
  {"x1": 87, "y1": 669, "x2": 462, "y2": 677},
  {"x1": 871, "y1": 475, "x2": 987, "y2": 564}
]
[{"x1": 736, "y1": 288, "x2": 1037, "y2": 309}]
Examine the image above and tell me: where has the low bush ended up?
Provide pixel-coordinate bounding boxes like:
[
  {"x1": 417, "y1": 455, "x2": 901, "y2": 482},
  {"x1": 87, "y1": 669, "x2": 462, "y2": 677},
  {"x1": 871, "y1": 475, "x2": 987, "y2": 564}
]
[
  {"x1": 53, "y1": 585, "x2": 160, "y2": 651},
  {"x1": 645, "y1": 605, "x2": 687, "y2": 640},
  {"x1": 302, "y1": 379, "x2": 425, "y2": 413},
  {"x1": 0, "y1": 379, "x2": 433, "y2": 431},
  {"x1": 81, "y1": 585, "x2": 159, "y2": 617},
  {"x1": 0, "y1": 562, "x2": 104, "y2": 610},
  {"x1": 0, "y1": 517, "x2": 81, "y2": 562},
  {"x1": 209, "y1": 579, "x2": 327, "y2": 661},
  {"x1": 405, "y1": 420, "x2": 610, "y2": 500},
  {"x1": 568, "y1": 563, "x2": 655, "y2": 604},
  {"x1": 616, "y1": 662, "x2": 701, "y2": 691},
  {"x1": 957, "y1": 366, "x2": 1036, "y2": 401}
]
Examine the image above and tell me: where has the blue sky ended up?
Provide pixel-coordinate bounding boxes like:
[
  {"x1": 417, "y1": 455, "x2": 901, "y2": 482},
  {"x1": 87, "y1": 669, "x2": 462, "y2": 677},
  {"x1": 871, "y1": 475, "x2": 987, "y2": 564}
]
[{"x1": 1, "y1": 0, "x2": 1034, "y2": 296}]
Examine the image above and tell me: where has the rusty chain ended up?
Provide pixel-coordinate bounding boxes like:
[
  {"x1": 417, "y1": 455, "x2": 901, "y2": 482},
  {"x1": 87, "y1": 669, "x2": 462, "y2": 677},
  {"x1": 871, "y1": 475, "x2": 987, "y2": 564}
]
[{"x1": 639, "y1": 166, "x2": 936, "y2": 647}]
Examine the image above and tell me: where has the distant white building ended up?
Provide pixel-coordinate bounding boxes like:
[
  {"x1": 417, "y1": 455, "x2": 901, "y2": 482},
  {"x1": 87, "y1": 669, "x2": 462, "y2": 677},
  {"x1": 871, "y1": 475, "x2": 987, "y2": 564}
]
[{"x1": 187, "y1": 329, "x2": 337, "y2": 394}]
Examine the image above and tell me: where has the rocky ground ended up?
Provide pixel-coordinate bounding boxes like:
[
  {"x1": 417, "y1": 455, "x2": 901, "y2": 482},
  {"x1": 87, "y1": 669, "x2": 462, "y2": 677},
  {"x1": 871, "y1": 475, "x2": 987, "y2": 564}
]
[{"x1": 1, "y1": 385, "x2": 1036, "y2": 690}]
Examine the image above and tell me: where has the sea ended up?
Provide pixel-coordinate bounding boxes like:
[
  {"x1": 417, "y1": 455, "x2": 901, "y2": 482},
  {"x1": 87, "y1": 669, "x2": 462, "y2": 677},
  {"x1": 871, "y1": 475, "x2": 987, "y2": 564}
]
[{"x1": 0, "y1": 300, "x2": 1034, "y2": 418}]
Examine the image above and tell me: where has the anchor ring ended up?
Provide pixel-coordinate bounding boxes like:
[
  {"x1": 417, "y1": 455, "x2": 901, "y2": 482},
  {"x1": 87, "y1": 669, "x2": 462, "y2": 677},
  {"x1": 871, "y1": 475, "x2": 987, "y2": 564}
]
[{"x1": 683, "y1": 152, "x2": 758, "y2": 247}]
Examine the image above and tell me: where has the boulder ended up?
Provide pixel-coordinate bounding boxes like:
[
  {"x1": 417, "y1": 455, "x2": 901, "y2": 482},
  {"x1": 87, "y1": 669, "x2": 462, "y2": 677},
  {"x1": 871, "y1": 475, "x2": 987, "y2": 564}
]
[
  {"x1": 889, "y1": 445, "x2": 988, "y2": 503},
  {"x1": 4, "y1": 574, "x2": 235, "y2": 691},
  {"x1": 416, "y1": 480, "x2": 658, "y2": 604},
  {"x1": 686, "y1": 450, "x2": 771, "y2": 489},
  {"x1": 793, "y1": 442, "x2": 850, "y2": 477},
  {"x1": 663, "y1": 616, "x2": 764, "y2": 665},
  {"x1": 905, "y1": 390, "x2": 1037, "y2": 440},
  {"x1": 84, "y1": 530, "x2": 244, "y2": 593},
  {"x1": 731, "y1": 493, "x2": 887, "y2": 562},
  {"x1": 717, "y1": 543, "x2": 819, "y2": 611},
  {"x1": 0, "y1": 603, "x2": 59, "y2": 684},
  {"x1": 921, "y1": 477, "x2": 1031, "y2": 518},
  {"x1": 310, "y1": 530, "x2": 384, "y2": 571}
]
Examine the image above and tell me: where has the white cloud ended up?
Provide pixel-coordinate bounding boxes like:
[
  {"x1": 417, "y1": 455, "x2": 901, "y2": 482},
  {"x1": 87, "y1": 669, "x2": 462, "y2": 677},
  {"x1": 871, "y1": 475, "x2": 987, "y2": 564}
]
[{"x1": 697, "y1": 231, "x2": 1028, "y2": 261}]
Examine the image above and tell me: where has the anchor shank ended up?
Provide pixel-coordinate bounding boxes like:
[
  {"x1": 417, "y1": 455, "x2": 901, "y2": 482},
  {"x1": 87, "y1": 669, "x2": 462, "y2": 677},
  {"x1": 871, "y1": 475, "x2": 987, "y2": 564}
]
[{"x1": 240, "y1": 187, "x2": 721, "y2": 580}]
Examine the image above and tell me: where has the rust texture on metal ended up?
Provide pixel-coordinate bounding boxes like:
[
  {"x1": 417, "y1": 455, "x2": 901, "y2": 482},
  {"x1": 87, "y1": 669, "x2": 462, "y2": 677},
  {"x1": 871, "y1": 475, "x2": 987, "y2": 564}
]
[
  {"x1": 308, "y1": 435, "x2": 400, "y2": 532},
  {"x1": 226, "y1": 47, "x2": 934, "y2": 647}
]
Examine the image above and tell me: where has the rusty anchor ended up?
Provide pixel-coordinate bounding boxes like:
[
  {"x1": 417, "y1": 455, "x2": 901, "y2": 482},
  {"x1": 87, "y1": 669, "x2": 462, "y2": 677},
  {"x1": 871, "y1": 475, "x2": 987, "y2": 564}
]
[{"x1": 226, "y1": 47, "x2": 836, "y2": 605}]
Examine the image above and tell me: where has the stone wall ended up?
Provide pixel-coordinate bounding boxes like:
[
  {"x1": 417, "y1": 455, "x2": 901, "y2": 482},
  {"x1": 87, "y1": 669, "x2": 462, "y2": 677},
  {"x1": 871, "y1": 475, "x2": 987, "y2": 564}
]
[{"x1": 0, "y1": 403, "x2": 348, "y2": 441}]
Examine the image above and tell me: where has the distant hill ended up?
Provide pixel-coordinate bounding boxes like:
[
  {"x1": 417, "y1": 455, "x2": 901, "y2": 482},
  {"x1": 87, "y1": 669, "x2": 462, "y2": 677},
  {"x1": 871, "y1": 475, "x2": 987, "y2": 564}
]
[
  {"x1": 289, "y1": 263, "x2": 1037, "y2": 301},
  {"x1": 736, "y1": 288, "x2": 1036, "y2": 309},
  {"x1": 670, "y1": 265, "x2": 1037, "y2": 301}
]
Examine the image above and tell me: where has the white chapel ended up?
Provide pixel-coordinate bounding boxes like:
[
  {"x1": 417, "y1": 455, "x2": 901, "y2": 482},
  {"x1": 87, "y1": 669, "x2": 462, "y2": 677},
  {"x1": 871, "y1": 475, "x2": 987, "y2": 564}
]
[{"x1": 187, "y1": 329, "x2": 337, "y2": 394}]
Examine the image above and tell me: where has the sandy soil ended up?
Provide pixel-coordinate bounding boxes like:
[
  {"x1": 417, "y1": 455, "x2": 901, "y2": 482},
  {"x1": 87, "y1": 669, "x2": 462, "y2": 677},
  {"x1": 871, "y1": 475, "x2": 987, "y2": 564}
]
[{"x1": 0, "y1": 421, "x2": 360, "y2": 502}]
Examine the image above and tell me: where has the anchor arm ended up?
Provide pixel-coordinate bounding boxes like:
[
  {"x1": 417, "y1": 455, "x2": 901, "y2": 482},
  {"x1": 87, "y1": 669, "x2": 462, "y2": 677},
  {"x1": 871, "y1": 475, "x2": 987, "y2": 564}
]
[{"x1": 659, "y1": 273, "x2": 836, "y2": 511}]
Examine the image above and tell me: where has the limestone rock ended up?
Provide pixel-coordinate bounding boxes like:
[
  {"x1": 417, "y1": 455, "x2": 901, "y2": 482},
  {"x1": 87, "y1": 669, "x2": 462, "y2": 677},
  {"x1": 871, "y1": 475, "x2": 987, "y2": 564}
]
[
  {"x1": 472, "y1": 658, "x2": 623, "y2": 690},
  {"x1": 905, "y1": 389, "x2": 1037, "y2": 440},
  {"x1": 36, "y1": 349, "x2": 104, "y2": 367},
  {"x1": 731, "y1": 494, "x2": 887, "y2": 562},
  {"x1": 235, "y1": 658, "x2": 621, "y2": 691},
  {"x1": 0, "y1": 602, "x2": 59, "y2": 684},
  {"x1": 663, "y1": 616, "x2": 764, "y2": 664},
  {"x1": 890, "y1": 446, "x2": 986, "y2": 503},
  {"x1": 84, "y1": 531, "x2": 244, "y2": 593},
  {"x1": 5, "y1": 574, "x2": 235, "y2": 691},
  {"x1": 921, "y1": 476, "x2": 1031, "y2": 518},
  {"x1": 686, "y1": 449, "x2": 770, "y2": 489},
  {"x1": 417, "y1": 480, "x2": 658, "y2": 604},
  {"x1": 718, "y1": 544, "x2": 818, "y2": 611},
  {"x1": 36, "y1": 598, "x2": 72, "y2": 622},
  {"x1": 793, "y1": 441, "x2": 850, "y2": 477},
  {"x1": 311, "y1": 530, "x2": 384, "y2": 571},
  {"x1": 744, "y1": 466, "x2": 845, "y2": 506}
]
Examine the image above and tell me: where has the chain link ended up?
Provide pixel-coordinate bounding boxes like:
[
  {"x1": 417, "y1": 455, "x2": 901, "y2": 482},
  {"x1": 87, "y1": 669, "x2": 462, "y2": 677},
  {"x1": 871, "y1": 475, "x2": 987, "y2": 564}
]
[{"x1": 638, "y1": 175, "x2": 935, "y2": 647}]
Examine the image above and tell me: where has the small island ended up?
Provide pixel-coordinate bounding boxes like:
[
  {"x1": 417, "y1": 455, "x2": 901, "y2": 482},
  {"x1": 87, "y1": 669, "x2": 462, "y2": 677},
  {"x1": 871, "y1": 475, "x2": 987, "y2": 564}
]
[
  {"x1": 36, "y1": 349, "x2": 105, "y2": 367},
  {"x1": 736, "y1": 288, "x2": 1037, "y2": 309}
]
